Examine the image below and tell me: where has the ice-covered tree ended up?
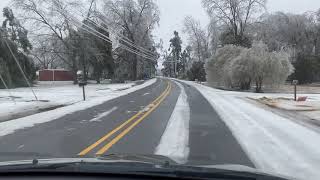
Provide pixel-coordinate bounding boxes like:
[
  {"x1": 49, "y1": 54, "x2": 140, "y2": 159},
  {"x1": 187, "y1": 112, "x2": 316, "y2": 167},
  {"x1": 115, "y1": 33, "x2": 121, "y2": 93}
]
[
  {"x1": 202, "y1": 0, "x2": 266, "y2": 47},
  {"x1": 206, "y1": 44, "x2": 244, "y2": 88},
  {"x1": 183, "y1": 16, "x2": 210, "y2": 62},
  {"x1": 103, "y1": 0, "x2": 160, "y2": 80},
  {"x1": 251, "y1": 11, "x2": 320, "y2": 83},
  {"x1": 206, "y1": 42, "x2": 294, "y2": 92},
  {"x1": 1, "y1": 7, "x2": 36, "y2": 88},
  {"x1": 169, "y1": 31, "x2": 182, "y2": 77}
]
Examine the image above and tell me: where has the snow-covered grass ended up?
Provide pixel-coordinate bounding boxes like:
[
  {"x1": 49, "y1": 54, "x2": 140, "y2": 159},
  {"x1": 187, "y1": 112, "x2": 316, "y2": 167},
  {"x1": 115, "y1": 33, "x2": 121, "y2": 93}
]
[
  {"x1": 255, "y1": 97, "x2": 320, "y2": 111},
  {"x1": 155, "y1": 81, "x2": 190, "y2": 164},
  {"x1": 0, "y1": 80, "x2": 149, "y2": 122},
  {"x1": 179, "y1": 80, "x2": 320, "y2": 180},
  {"x1": 203, "y1": 83, "x2": 320, "y2": 123},
  {"x1": 251, "y1": 95, "x2": 320, "y2": 123},
  {"x1": 0, "y1": 79, "x2": 157, "y2": 136}
]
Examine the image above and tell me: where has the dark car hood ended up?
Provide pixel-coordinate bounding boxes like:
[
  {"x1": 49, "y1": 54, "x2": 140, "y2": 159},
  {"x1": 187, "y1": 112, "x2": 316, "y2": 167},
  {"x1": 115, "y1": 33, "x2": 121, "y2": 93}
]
[{"x1": 0, "y1": 154, "x2": 292, "y2": 179}]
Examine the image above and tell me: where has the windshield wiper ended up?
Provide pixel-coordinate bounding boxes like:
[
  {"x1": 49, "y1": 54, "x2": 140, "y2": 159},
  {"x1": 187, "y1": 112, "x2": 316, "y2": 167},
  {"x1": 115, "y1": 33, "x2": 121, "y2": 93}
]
[{"x1": 97, "y1": 154, "x2": 175, "y2": 166}]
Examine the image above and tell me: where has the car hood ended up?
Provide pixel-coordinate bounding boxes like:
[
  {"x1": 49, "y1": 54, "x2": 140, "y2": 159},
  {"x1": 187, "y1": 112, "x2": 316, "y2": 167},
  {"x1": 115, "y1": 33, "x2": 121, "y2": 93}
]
[{"x1": 0, "y1": 154, "x2": 291, "y2": 179}]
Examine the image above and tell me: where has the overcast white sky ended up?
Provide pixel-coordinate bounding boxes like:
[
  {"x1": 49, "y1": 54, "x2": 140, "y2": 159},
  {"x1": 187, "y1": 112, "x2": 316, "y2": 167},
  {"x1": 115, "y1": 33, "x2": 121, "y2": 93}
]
[
  {"x1": 1, "y1": 0, "x2": 320, "y2": 49},
  {"x1": 153, "y1": 0, "x2": 320, "y2": 49}
]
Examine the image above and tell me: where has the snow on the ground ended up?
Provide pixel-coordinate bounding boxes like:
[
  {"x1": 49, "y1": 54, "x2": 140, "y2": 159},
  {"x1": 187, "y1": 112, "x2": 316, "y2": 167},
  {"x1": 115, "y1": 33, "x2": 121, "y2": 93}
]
[
  {"x1": 0, "y1": 80, "x2": 148, "y2": 122},
  {"x1": 253, "y1": 96, "x2": 320, "y2": 123},
  {"x1": 0, "y1": 79, "x2": 157, "y2": 137},
  {"x1": 255, "y1": 97, "x2": 320, "y2": 111},
  {"x1": 0, "y1": 101, "x2": 61, "y2": 123},
  {"x1": 202, "y1": 85, "x2": 320, "y2": 123},
  {"x1": 180, "y1": 80, "x2": 320, "y2": 180},
  {"x1": 155, "y1": 81, "x2": 190, "y2": 164}
]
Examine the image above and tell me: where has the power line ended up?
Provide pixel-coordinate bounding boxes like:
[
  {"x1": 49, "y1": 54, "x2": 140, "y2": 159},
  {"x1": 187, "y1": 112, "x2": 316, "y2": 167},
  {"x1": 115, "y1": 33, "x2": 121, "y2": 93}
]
[
  {"x1": 63, "y1": 16, "x2": 156, "y2": 61},
  {"x1": 41, "y1": 0, "x2": 158, "y2": 66},
  {"x1": 67, "y1": 19, "x2": 156, "y2": 61},
  {"x1": 90, "y1": 12, "x2": 158, "y2": 57},
  {"x1": 53, "y1": 6, "x2": 113, "y2": 44},
  {"x1": 119, "y1": 44, "x2": 156, "y2": 62},
  {"x1": 80, "y1": 17, "x2": 158, "y2": 61},
  {"x1": 66, "y1": 6, "x2": 157, "y2": 58},
  {"x1": 99, "y1": 20, "x2": 157, "y2": 59},
  {"x1": 56, "y1": 2, "x2": 158, "y2": 60},
  {"x1": 52, "y1": 3, "x2": 157, "y2": 62}
]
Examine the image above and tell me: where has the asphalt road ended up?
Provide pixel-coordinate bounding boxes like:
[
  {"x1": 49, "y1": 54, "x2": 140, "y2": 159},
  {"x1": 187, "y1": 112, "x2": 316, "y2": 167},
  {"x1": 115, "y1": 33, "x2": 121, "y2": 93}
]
[{"x1": 0, "y1": 78, "x2": 254, "y2": 167}]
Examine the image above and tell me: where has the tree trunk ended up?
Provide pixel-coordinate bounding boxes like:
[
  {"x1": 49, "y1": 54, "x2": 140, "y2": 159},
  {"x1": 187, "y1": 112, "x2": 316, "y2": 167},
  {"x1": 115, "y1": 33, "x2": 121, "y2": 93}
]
[
  {"x1": 82, "y1": 58, "x2": 88, "y2": 82},
  {"x1": 255, "y1": 81, "x2": 260, "y2": 93},
  {"x1": 72, "y1": 69, "x2": 78, "y2": 85},
  {"x1": 255, "y1": 77, "x2": 263, "y2": 93},
  {"x1": 72, "y1": 58, "x2": 78, "y2": 85}
]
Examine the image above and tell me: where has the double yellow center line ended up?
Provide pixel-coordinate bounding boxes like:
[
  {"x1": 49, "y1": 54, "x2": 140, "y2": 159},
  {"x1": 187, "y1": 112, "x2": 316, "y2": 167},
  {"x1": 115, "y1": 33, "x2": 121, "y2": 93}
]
[{"x1": 78, "y1": 81, "x2": 172, "y2": 156}]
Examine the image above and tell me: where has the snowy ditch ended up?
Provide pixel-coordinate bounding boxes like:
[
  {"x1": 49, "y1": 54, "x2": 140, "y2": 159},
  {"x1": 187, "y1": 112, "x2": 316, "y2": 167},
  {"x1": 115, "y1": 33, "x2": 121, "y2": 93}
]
[
  {"x1": 155, "y1": 81, "x2": 190, "y2": 164},
  {"x1": 0, "y1": 102, "x2": 66, "y2": 123}
]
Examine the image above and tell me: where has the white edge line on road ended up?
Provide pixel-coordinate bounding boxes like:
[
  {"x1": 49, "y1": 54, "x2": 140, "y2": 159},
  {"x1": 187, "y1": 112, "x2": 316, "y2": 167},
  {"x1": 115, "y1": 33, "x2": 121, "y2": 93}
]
[{"x1": 155, "y1": 80, "x2": 190, "y2": 164}]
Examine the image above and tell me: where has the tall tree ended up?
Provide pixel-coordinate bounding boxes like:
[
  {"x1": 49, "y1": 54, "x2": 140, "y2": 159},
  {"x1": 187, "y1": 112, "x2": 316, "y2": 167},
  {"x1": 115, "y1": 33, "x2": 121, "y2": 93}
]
[
  {"x1": 103, "y1": 0, "x2": 160, "y2": 80},
  {"x1": 183, "y1": 16, "x2": 210, "y2": 62},
  {"x1": 13, "y1": 0, "x2": 82, "y2": 84},
  {"x1": 180, "y1": 47, "x2": 191, "y2": 75},
  {"x1": 169, "y1": 31, "x2": 182, "y2": 77},
  {"x1": 252, "y1": 11, "x2": 320, "y2": 83},
  {"x1": 77, "y1": 19, "x2": 114, "y2": 83},
  {"x1": 202, "y1": 0, "x2": 266, "y2": 47}
]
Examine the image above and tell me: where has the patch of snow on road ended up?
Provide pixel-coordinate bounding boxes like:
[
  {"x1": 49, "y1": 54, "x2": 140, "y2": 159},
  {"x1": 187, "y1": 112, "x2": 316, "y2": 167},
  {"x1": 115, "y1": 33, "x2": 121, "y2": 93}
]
[
  {"x1": 0, "y1": 79, "x2": 157, "y2": 137},
  {"x1": 140, "y1": 103, "x2": 156, "y2": 113},
  {"x1": 181, "y1": 80, "x2": 320, "y2": 180},
  {"x1": 90, "y1": 107, "x2": 118, "y2": 122},
  {"x1": 17, "y1": 145, "x2": 24, "y2": 149},
  {"x1": 142, "y1": 92, "x2": 150, "y2": 96},
  {"x1": 155, "y1": 81, "x2": 190, "y2": 164}
]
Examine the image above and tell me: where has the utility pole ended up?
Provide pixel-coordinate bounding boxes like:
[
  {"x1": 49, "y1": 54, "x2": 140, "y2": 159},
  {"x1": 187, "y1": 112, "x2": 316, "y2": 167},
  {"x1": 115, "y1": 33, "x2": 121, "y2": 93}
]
[
  {"x1": 171, "y1": 53, "x2": 174, "y2": 78},
  {"x1": 174, "y1": 52, "x2": 177, "y2": 78}
]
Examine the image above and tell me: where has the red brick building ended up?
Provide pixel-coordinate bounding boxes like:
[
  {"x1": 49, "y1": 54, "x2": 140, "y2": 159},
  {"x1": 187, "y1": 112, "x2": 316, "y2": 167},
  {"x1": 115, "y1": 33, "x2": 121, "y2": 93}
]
[{"x1": 38, "y1": 69, "x2": 74, "y2": 81}]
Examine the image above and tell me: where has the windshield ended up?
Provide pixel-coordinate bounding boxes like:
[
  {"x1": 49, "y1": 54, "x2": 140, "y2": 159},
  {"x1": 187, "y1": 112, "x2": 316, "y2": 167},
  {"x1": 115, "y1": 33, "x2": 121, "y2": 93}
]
[{"x1": 0, "y1": 0, "x2": 320, "y2": 179}]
